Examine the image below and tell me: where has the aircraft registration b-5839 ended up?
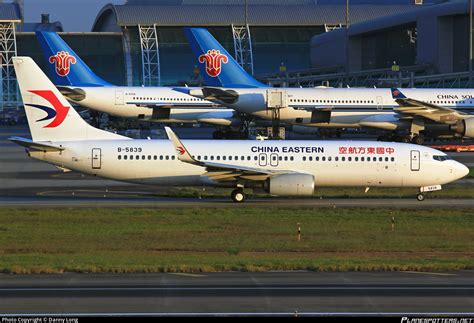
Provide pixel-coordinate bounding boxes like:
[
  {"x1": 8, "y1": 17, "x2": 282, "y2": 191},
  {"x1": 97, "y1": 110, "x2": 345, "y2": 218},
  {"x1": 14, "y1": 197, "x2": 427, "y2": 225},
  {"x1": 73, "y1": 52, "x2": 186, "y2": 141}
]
[{"x1": 9, "y1": 57, "x2": 469, "y2": 202}]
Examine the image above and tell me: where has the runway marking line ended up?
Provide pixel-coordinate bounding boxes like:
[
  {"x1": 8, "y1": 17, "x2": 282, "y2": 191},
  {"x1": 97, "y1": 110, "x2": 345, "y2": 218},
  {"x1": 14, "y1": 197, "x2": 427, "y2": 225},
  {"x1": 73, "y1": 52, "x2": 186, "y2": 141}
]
[
  {"x1": 0, "y1": 287, "x2": 472, "y2": 291},
  {"x1": 169, "y1": 273, "x2": 207, "y2": 278},
  {"x1": 401, "y1": 271, "x2": 457, "y2": 276}
]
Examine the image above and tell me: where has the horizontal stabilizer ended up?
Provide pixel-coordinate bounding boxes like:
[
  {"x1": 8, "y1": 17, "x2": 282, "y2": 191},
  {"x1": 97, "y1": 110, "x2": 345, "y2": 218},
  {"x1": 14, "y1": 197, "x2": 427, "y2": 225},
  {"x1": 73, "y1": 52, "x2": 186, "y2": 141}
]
[{"x1": 8, "y1": 137, "x2": 65, "y2": 152}]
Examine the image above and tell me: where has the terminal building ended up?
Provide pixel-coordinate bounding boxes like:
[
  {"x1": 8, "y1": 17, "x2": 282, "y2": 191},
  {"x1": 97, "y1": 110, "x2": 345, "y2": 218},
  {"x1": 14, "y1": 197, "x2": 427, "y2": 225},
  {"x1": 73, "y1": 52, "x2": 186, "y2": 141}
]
[{"x1": 0, "y1": 0, "x2": 461, "y2": 119}]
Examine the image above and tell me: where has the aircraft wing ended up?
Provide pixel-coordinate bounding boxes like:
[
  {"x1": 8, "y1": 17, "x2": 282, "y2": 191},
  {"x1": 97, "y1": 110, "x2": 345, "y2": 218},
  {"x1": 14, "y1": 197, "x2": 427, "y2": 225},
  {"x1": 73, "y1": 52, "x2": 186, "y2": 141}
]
[
  {"x1": 164, "y1": 127, "x2": 295, "y2": 182},
  {"x1": 9, "y1": 137, "x2": 65, "y2": 152},
  {"x1": 291, "y1": 105, "x2": 333, "y2": 112},
  {"x1": 174, "y1": 87, "x2": 239, "y2": 104},
  {"x1": 391, "y1": 88, "x2": 466, "y2": 123},
  {"x1": 134, "y1": 102, "x2": 222, "y2": 109}
]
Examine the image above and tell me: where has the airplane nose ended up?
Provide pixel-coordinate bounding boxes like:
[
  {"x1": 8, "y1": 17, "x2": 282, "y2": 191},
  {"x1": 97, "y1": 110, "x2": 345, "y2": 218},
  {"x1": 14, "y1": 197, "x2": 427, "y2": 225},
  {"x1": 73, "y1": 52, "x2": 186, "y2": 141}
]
[{"x1": 454, "y1": 162, "x2": 469, "y2": 180}]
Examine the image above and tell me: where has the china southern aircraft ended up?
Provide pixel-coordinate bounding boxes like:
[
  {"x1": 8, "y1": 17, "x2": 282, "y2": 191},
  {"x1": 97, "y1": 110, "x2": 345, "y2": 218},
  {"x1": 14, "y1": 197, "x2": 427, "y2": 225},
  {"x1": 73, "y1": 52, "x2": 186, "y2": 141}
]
[
  {"x1": 180, "y1": 28, "x2": 474, "y2": 144},
  {"x1": 9, "y1": 57, "x2": 468, "y2": 202},
  {"x1": 35, "y1": 31, "x2": 242, "y2": 131}
]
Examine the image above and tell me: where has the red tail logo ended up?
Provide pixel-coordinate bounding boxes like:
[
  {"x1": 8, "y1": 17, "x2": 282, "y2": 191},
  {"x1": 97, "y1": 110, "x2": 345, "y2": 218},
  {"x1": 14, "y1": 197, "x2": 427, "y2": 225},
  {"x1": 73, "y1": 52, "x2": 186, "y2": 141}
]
[
  {"x1": 27, "y1": 90, "x2": 70, "y2": 128},
  {"x1": 176, "y1": 146, "x2": 185, "y2": 155},
  {"x1": 49, "y1": 51, "x2": 77, "y2": 76},
  {"x1": 198, "y1": 49, "x2": 228, "y2": 77}
]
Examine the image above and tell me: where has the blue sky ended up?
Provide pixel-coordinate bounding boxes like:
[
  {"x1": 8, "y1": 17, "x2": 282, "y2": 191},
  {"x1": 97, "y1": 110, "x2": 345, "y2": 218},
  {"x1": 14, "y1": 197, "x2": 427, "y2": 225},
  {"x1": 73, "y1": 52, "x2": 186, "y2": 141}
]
[{"x1": 24, "y1": 0, "x2": 125, "y2": 32}]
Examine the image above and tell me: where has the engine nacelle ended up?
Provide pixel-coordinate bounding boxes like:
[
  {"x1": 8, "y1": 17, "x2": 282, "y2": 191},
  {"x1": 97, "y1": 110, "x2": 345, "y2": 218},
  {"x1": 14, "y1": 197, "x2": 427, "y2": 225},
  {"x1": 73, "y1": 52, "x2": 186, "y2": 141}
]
[
  {"x1": 451, "y1": 118, "x2": 474, "y2": 138},
  {"x1": 264, "y1": 173, "x2": 315, "y2": 196}
]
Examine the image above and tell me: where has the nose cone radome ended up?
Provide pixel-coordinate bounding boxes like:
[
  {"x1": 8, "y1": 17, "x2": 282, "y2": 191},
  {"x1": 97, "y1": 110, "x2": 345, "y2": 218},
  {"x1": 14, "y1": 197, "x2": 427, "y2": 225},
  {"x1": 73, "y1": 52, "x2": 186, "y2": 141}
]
[{"x1": 454, "y1": 162, "x2": 469, "y2": 181}]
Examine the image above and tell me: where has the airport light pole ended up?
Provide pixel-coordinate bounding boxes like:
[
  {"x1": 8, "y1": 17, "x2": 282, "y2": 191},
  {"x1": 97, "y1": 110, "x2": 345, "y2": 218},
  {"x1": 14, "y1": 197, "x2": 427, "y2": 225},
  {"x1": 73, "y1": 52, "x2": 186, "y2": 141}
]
[
  {"x1": 469, "y1": 0, "x2": 473, "y2": 87},
  {"x1": 345, "y1": 0, "x2": 350, "y2": 86}
]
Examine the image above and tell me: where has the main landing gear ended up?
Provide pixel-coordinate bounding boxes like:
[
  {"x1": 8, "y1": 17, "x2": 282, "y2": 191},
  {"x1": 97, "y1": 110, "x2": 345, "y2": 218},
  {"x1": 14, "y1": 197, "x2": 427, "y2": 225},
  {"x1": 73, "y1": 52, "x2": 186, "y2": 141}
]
[
  {"x1": 231, "y1": 188, "x2": 246, "y2": 203},
  {"x1": 416, "y1": 193, "x2": 425, "y2": 202},
  {"x1": 377, "y1": 134, "x2": 425, "y2": 145}
]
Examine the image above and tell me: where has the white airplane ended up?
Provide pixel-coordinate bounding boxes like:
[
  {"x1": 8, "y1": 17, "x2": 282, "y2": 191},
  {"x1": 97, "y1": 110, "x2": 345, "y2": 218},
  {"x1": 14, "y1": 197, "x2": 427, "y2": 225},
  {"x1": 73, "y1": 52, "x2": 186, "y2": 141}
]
[
  {"x1": 10, "y1": 57, "x2": 469, "y2": 202},
  {"x1": 181, "y1": 28, "x2": 474, "y2": 144},
  {"x1": 36, "y1": 31, "x2": 242, "y2": 130}
]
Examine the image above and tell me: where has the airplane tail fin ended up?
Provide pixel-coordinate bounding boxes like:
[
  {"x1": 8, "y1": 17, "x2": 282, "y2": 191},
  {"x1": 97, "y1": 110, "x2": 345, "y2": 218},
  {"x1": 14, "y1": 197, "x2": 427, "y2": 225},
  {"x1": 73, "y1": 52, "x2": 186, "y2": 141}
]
[
  {"x1": 13, "y1": 57, "x2": 125, "y2": 142},
  {"x1": 36, "y1": 31, "x2": 111, "y2": 87},
  {"x1": 184, "y1": 27, "x2": 266, "y2": 88},
  {"x1": 391, "y1": 87, "x2": 407, "y2": 99}
]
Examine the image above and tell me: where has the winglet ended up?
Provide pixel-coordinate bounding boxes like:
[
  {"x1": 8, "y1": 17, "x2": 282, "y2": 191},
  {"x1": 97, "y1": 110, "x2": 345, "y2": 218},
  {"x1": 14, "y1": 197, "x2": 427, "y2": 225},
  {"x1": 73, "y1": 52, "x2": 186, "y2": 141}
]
[
  {"x1": 164, "y1": 127, "x2": 199, "y2": 164},
  {"x1": 391, "y1": 88, "x2": 407, "y2": 99}
]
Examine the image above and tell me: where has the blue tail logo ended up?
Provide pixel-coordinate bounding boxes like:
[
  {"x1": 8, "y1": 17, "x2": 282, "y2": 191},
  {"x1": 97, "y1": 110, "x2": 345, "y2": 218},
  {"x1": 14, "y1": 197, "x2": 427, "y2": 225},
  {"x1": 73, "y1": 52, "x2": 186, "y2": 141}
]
[
  {"x1": 36, "y1": 31, "x2": 110, "y2": 87},
  {"x1": 49, "y1": 51, "x2": 76, "y2": 76},
  {"x1": 198, "y1": 49, "x2": 228, "y2": 77},
  {"x1": 185, "y1": 27, "x2": 267, "y2": 88}
]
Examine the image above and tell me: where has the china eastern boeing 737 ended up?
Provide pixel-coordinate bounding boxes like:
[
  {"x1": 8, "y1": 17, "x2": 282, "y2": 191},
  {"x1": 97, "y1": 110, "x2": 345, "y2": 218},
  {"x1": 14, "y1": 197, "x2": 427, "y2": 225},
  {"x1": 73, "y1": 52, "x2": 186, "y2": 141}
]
[
  {"x1": 35, "y1": 31, "x2": 242, "y2": 130},
  {"x1": 9, "y1": 57, "x2": 468, "y2": 202},
  {"x1": 180, "y1": 28, "x2": 474, "y2": 144}
]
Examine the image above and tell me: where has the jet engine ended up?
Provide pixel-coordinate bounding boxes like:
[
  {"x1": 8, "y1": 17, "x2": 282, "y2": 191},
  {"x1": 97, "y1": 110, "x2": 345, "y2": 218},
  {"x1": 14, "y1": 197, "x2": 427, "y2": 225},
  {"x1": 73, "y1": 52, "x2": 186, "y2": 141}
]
[
  {"x1": 451, "y1": 118, "x2": 474, "y2": 138},
  {"x1": 264, "y1": 173, "x2": 315, "y2": 196}
]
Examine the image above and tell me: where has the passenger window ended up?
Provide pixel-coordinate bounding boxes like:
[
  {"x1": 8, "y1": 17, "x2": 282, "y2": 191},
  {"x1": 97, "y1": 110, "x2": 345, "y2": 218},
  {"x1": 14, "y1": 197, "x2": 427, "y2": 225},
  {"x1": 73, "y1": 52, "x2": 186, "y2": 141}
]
[
  {"x1": 136, "y1": 155, "x2": 139, "y2": 160},
  {"x1": 211, "y1": 156, "x2": 214, "y2": 160},
  {"x1": 279, "y1": 156, "x2": 282, "y2": 161},
  {"x1": 342, "y1": 157, "x2": 345, "y2": 161},
  {"x1": 166, "y1": 156, "x2": 169, "y2": 160},
  {"x1": 303, "y1": 156, "x2": 306, "y2": 161},
  {"x1": 355, "y1": 157, "x2": 358, "y2": 161},
  {"x1": 316, "y1": 156, "x2": 320, "y2": 161},
  {"x1": 223, "y1": 156, "x2": 226, "y2": 160},
  {"x1": 124, "y1": 155, "x2": 128, "y2": 160},
  {"x1": 160, "y1": 155, "x2": 163, "y2": 160},
  {"x1": 118, "y1": 155, "x2": 121, "y2": 160},
  {"x1": 148, "y1": 155, "x2": 151, "y2": 160},
  {"x1": 130, "y1": 155, "x2": 133, "y2": 160},
  {"x1": 335, "y1": 157, "x2": 338, "y2": 161},
  {"x1": 391, "y1": 157, "x2": 395, "y2": 162},
  {"x1": 217, "y1": 156, "x2": 220, "y2": 160},
  {"x1": 290, "y1": 156, "x2": 294, "y2": 161},
  {"x1": 328, "y1": 157, "x2": 332, "y2": 161},
  {"x1": 154, "y1": 156, "x2": 157, "y2": 160},
  {"x1": 385, "y1": 157, "x2": 389, "y2": 162},
  {"x1": 254, "y1": 156, "x2": 258, "y2": 161},
  {"x1": 284, "y1": 156, "x2": 288, "y2": 161},
  {"x1": 373, "y1": 157, "x2": 377, "y2": 162},
  {"x1": 309, "y1": 156, "x2": 313, "y2": 161},
  {"x1": 348, "y1": 157, "x2": 352, "y2": 161},
  {"x1": 361, "y1": 157, "x2": 364, "y2": 161},
  {"x1": 172, "y1": 156, "x2": 175, "y2": 160},
  {"x1": 247, "y1": 156, "x2": 251, "y2": 161},
  {"x1": 142, "y1": 155, "x2": 145, "y2": 160},
  {"x1": 379, "y1": 157, "x2": 383, "y2": 162},
  {"x1": 322, "y1": 156, "x2": 326, "y2": 161}
]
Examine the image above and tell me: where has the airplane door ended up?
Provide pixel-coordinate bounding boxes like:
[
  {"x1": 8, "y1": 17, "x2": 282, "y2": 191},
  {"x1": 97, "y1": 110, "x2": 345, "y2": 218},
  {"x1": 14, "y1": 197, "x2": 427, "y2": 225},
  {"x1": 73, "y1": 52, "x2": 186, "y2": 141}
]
[
  {"x1": 270, "y1": 153, "x2": 279, "y2": 167},
  {"x1": 376, "y1": 96, "x2": 383, "y2": 111},
  {"x1": 259, "y1": 153, "x2": 268, "y2": 166},
  {"x1": 115, "y1": 91, "x2": 124, "y2": 105},
  {"x1": 92, "y1": 148, "x2": 102, "y2": 169},
  {"x1": 410, "y1": 150, "x2": 420, "y2": 171}
]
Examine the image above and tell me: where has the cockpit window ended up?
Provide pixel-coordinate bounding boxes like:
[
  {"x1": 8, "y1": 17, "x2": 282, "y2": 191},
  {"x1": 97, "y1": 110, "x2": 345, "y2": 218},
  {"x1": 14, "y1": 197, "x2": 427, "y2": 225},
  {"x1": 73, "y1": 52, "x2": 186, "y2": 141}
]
[{"x1": 433, "y1": 155, "x2": 451, "y2": 161}]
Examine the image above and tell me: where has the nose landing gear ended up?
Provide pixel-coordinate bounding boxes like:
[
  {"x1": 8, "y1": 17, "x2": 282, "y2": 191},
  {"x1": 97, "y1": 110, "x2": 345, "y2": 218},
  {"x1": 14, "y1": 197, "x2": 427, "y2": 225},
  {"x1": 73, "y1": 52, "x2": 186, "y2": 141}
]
[{"x1": 416, "y1": 193, "x2": 425, "y2": 202}]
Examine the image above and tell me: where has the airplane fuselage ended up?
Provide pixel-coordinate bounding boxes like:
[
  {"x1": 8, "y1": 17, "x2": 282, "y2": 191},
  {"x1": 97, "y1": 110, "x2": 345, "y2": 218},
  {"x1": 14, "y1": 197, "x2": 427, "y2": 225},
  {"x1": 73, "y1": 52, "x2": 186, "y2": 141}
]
[
  {"x1": 64, "y1": 86, "x2": 239, "y2": 126},
  {"x1": 222, "y1": 87, "x2": 474, "y2": 129},
  {"x1": 29, "y1": 139, "x2": 466, "y2": 189}
]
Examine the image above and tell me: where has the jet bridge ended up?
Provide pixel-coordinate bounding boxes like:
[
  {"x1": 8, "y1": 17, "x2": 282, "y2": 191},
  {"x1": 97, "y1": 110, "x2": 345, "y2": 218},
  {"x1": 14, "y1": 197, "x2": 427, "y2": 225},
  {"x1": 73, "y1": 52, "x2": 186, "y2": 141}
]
[{"x1": 266, "y1": 89, "x2": 288, "y2": 139}]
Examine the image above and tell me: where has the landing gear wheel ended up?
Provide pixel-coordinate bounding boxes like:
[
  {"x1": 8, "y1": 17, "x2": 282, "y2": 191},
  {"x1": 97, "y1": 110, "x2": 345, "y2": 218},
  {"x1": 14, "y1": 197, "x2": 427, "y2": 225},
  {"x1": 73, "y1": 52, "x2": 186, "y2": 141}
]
[
  {"x1": 231, "y1": 188, "x2": 246, "y2": 203},
  {"x1": 416, "y1": 193, "x2": 425, "y2": 202},
  {"x1": 412, "y1": 135, "x2": 425, "y2": 145}
]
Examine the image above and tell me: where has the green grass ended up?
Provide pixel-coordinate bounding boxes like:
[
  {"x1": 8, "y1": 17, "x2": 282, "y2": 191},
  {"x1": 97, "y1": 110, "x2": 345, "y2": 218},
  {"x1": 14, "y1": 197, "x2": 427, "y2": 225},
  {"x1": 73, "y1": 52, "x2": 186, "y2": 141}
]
[
  {"x1": 468, "y1": 168, "x2": 474, "y2": 178},
  {"x1": 0, "y1": 207, "x2": 473, "y2": 273}
]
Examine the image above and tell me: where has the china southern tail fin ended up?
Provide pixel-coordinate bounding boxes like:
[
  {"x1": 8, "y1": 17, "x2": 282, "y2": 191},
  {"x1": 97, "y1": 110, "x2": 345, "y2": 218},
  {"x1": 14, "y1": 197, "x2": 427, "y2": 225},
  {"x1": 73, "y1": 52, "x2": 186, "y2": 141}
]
[
  {"x1": 184, "y1": 27, "x2": 267, "y2": 88},
  {"x1": 36, "y1": 31, "x2": 111, "y2": 87},
  {"x1": 13, "y1": 57, "x2": 126, "y2": 142}
]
